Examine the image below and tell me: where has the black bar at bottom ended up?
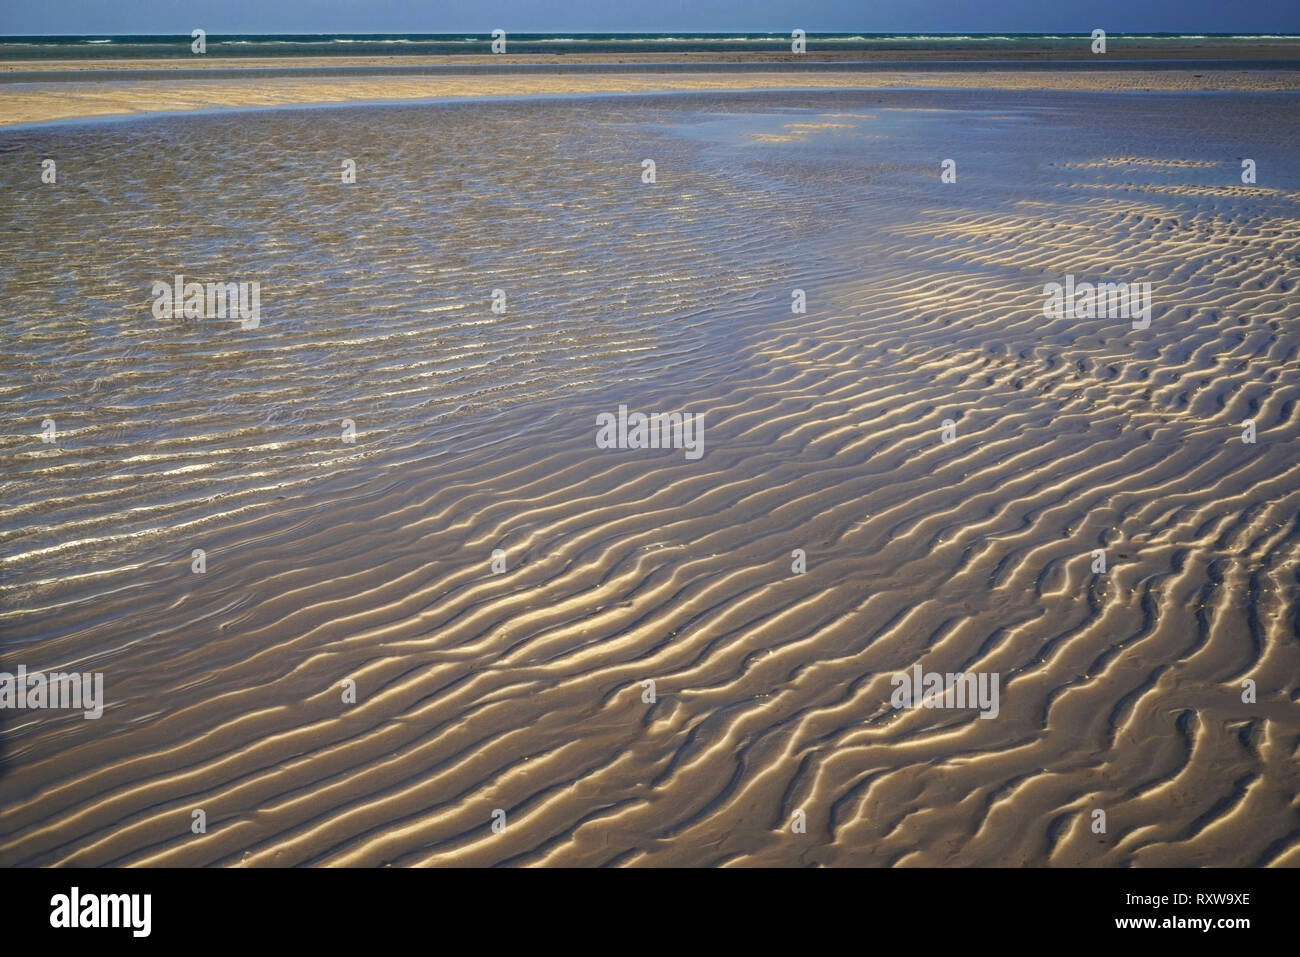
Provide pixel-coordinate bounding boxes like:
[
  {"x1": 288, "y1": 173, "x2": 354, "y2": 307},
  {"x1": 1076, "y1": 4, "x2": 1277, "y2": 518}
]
[{"x1": 13, "y1": 867, "x2": 1281, "y2": 945}]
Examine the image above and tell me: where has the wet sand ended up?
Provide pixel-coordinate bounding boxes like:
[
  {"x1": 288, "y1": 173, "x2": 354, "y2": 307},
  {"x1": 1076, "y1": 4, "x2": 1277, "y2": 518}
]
[{"x1": 0, "y1": 77, "x2": 1298, "y2": 867}]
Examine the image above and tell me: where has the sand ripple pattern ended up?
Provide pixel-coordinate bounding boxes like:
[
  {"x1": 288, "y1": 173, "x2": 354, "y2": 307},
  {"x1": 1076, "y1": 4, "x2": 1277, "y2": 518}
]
[{"x1": 1, "y1": 89, "x2": 1297, "y2": 866}]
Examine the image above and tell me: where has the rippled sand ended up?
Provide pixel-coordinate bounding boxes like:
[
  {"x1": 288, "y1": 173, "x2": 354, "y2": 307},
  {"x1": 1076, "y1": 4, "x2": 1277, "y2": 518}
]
[{"x1": 1, "y1": 85, "x2": 1298, "y2": 866}]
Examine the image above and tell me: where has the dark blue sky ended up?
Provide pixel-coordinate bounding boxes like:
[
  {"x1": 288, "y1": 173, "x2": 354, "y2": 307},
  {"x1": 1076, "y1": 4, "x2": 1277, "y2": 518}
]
[{"x1": 3, "y1": 0, "x2": 1298, "y2": 35}]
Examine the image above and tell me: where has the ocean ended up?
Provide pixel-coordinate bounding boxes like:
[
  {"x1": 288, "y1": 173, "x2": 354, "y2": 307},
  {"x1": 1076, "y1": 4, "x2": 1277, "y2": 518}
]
[{"x1": 2, "y1": 32, "x2": 1299, "y2": 59}]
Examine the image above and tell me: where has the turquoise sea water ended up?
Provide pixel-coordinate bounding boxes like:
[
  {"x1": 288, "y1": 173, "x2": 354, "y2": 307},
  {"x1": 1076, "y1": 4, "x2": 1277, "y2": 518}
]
[{"x1": 1, "y1": 32, "x2": 1298, "y2": 59}]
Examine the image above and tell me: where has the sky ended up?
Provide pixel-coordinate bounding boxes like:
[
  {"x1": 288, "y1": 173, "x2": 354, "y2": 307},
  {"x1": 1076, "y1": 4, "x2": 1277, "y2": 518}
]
[{"x1": 1, "y1": 0, "x2": 1298, "y2": 36}]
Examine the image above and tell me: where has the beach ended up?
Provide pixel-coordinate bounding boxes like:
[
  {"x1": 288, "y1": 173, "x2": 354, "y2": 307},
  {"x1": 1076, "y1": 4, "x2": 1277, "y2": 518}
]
[
  {"x1": 1, "y1": 55, "x2": 1298, "y2": 868},
  {"x1": 3, "y1": 62, "x2": 1299, "y2": 128}
]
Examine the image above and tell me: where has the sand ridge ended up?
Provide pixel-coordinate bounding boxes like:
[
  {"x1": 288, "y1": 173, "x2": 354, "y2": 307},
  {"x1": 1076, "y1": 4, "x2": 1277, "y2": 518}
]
[{"x1": 2, "y1": 67, "x2": 1299, "y2": 128}]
